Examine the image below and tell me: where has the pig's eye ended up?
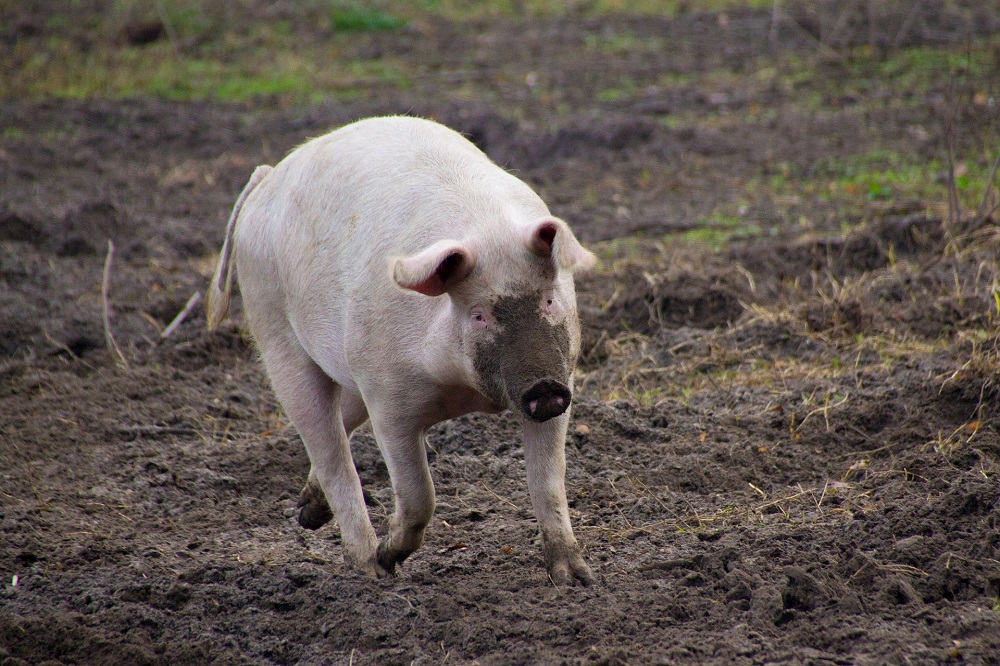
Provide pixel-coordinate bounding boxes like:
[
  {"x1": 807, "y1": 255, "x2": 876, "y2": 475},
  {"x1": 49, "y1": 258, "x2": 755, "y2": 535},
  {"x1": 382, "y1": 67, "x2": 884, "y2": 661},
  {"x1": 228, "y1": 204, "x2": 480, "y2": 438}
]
[
  {"x1": 542, "y1": 290, "x2": 557, "y2": 313},
  {"x1": 470, "y1": 307, "x2": 489, "y2": 330}
]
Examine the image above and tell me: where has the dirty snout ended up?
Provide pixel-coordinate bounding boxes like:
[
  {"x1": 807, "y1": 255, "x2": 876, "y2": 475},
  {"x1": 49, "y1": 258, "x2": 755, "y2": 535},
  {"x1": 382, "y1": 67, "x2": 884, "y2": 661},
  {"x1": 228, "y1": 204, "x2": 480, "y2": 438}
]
[
  {"x1": 473, "y1": 290, "x2": 576, "y2": 423},
  {"x1": 521, "y1": 378, "x2": 572, "y2": 422}
]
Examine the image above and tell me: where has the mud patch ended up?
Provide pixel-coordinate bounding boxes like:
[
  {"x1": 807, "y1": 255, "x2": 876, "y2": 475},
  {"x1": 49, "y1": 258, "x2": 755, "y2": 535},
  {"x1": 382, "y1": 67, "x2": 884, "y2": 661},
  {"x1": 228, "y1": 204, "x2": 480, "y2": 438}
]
[{"x1": 474, "y1": 289, "x2": 573, "y2": 416}]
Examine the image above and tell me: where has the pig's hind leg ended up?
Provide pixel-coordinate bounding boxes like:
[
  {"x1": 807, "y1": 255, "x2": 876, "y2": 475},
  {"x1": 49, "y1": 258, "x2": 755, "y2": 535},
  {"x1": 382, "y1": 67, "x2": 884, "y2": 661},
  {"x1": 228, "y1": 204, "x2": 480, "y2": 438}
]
[
  {"x1": 296, "y1": 392, "x2": 369, "y2": 530},
  {"x1": 255, "y1": 331, "x2": 384, "y2": 577},
  {"x1": 364, "y1": 412, "x2": 436, "y2": 574}
]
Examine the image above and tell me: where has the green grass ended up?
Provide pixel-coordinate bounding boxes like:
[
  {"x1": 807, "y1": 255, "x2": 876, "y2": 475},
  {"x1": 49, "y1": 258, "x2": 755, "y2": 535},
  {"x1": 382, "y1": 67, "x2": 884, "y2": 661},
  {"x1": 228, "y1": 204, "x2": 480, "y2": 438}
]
[
  {"x1": 330, "y1": 5, "x2": 408, "y2": 32},
  {"x1": 597, "y1": 77, "x2": 638, "y2": 102},
  {"x1": 4, "y1": 0, "x2": 997, "y2": 147},
  {"x1": 740, "y1": 39, "x2": 1000, "y2": 117},
  {"x1": 588, "y1": 210, "x2": 762, "y2": 264},
  {"x1": 756, "y1": 149, "x2": 997, "y2": 215},
  {"x1": 583, "y1": 30, "x2": 664, "y2": 55},
  {"x1": 399, "y1": 0, "x2": 773, "y2": 19},
  {"x1": 681, "y1": 213, "x2": 761, "y2": 250},
  {"x1": 2, "y1": 1, "x2": 415, "y2": 103},
  {"x1": 5, "y1": 35, "x2": 411, "y2": 103},
  {"x1": 846, "y1": 44, "x2": 993, "y2": 92},
  {"x1": 0, "y1": 0, "x2": 787, "y2": 104}
]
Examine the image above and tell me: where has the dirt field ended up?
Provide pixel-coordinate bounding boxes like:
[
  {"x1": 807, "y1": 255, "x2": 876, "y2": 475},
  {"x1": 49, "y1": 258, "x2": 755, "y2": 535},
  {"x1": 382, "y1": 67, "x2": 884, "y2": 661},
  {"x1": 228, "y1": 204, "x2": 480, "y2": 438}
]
[{"x1": 2, "y1": 2, "x2": 1000, "y2": 664}]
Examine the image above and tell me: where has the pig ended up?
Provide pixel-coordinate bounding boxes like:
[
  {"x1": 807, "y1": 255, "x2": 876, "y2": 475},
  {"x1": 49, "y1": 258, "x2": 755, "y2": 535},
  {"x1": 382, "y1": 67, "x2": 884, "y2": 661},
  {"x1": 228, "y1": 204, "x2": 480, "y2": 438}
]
[{"x1": 206, "y1": 116, "x2": 596, "y2": 585}]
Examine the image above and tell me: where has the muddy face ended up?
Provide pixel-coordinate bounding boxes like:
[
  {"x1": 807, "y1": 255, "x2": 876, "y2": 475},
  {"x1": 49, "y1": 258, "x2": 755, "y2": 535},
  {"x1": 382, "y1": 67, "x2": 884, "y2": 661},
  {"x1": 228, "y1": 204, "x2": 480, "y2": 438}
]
[{"x1": 472, "y1": 289, "x2": 575, "y2": 422}]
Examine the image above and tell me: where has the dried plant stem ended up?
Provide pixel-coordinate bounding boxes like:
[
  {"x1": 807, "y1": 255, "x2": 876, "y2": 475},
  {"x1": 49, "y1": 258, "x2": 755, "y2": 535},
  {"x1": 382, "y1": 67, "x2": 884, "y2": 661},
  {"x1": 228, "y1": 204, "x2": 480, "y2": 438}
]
[
  {"x1": 768, "y1": 0, "x2": 781, "y2": 48},
  {"x1": 155, "y1": 0, "x2": 182, "y2": 60},
  {"x1": 161, "y1": 291, "x2": 202, "y2": 339},
  {"x1": 795, "y1": 392, "x2": 850, "y2": 433},
  {"x1": 102, "y1": 240, "x2": 129, "y2": 368},
  {"x1": 943, "y1": 78, "x2": 960, "y2": 233},
  {"x1": 977, "y1": 151, "x2": 1000, "y2": 222}
]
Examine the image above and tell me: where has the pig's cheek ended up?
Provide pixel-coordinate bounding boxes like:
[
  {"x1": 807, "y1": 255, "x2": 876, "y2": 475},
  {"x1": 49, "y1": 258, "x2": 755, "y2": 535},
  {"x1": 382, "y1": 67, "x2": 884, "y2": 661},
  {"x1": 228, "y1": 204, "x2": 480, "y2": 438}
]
[
  {"x1": 471, "y1": 334, "x2": 507, "y2": 406},
  {"x1": 542, "y1": 289, "x2": 556, "y2": 315}
]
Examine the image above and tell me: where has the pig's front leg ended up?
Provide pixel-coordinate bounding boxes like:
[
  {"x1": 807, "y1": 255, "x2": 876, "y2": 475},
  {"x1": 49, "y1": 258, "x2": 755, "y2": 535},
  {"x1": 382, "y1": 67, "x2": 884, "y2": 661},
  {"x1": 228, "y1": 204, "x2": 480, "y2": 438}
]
[
  {"x1": 368, "y1": 412, "x2": 436, "y2": 575},
  {"x1": 522, "y1": 410, "x2": 594, "y2": 586}
]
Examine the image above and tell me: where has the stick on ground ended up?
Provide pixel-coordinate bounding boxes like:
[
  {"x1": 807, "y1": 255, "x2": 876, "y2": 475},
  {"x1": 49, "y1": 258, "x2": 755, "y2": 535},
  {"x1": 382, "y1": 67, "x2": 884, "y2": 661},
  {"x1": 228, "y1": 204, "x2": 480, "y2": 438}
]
[
  {"x1": 161, "y1": 291, "x2": 202, "y2": 339},
  {"x1": 102, "y1": 239, "x2": 129, "y2": 368}
]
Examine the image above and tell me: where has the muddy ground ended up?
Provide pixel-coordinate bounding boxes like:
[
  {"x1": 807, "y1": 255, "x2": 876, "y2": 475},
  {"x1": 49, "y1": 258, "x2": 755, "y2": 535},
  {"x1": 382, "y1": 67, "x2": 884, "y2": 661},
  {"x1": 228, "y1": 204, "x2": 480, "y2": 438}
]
[{"x1": 2, "y1": 2, "x2": 1000, "y2": 664}]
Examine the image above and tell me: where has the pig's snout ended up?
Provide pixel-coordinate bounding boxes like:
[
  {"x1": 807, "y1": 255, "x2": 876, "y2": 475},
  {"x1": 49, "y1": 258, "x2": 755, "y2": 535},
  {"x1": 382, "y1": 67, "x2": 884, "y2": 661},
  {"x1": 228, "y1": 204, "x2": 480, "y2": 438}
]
[{"x1": 521, "y1": 379, "x2": 572, "y2": 422}]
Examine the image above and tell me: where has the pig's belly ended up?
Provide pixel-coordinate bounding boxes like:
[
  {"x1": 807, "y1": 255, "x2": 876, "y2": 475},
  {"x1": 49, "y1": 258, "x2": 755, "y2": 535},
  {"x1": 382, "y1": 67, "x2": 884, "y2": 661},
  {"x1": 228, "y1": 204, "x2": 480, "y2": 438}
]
[{"x1": 289, "y1": 316, "x2": 359, "y2": 394}]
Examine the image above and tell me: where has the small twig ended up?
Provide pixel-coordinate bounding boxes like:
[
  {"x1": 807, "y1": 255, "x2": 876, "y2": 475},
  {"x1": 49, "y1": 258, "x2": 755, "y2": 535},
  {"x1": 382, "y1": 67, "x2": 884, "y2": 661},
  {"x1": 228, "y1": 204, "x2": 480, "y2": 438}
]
[
  {"x1": 102, "y1": 240, "x2": 129, "y2": 368},
  {"x1": 754, "y1": 487, "x2": 816, "y2": 512},
  {"x1": 42, "y1": 326, "x2": 77, "y2": 360},
  {"x1": 943, "y1": 76, "x2": 960, "y2": 233},
  {"x1": 155, "y1": 0, "x2": 182, "y2": 60},
  {"x1": 600, "y1": 283, "x2": 623, "y2": 312},
  {"x1": 795, "y1": 392, "x2": 850, "y2": 433},
  {"x1": 775, "y1": 10, "x2": 845, "y2": 61},
  {"x1": 161, "y1": 291, "x2": 202, "y2": 339},
  {"x1": 976, "y1": 151, "x2": 1000, "y2": 222},
  {"x1": 607, "y1": 477, "x2": 635, "y2": 529},
  {"x1": 939, "y1": 551, "x2": 1000, "y2": 568},
  {"x1": 823, "y1": 0, "x2": 857, "y2": 50},
  {"x1": 627, "y1": 474, "x2": 673, "y2": 514},
  {"x1": 768, "y1": 0, "x2": 781, "y2": 48},
  {"x1": 816, "y1": 479, "x2": 830, "y2": 509},
  {"x1": 891, "y1": 0, "x2": 922, "y2": 50},
  {"x1": 480, "y1": 482, "x2": 520, "y2": 511},
  {"x1": 389, "y1": 592, "x2": 415, "y2": 609},
  {"x1": 833, "y1": 440, "x2": 902, "y2": 460},
  {"x1": 582, "y1": 329, "x2": 608, "y2": 363}
]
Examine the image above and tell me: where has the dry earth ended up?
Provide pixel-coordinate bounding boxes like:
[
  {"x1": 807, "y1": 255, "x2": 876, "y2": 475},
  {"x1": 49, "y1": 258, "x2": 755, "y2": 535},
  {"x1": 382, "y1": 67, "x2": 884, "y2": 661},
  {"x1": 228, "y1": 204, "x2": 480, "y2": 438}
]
[{"x1": 2, "y1": 2, "x2": 1000, "y2": 664}]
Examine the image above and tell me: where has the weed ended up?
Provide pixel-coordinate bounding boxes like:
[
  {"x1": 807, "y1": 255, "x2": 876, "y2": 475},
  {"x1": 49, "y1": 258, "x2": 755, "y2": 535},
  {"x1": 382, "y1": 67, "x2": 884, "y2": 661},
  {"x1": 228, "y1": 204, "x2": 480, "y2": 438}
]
[
  {"x1": 396, "y1": 0, "x2": 773, "y2": 20},
  {"x1": 597, "y1": 77, "x2": 638, "y2": 103},
  {"x1": 584, "y1": 30, "x2": 662, "y2": 55},
  {"x1": 846, "y1": 44, "x2": 993, "y2": 93},
  {"x1": 3, "y1": 33, "x2": 411, "y2": 103},
  {"x1": 681, "y1": 212, "x2": 761, "y2": 250},
  {"x1": 753, "y1": 148, "x2": 997, "y2": 224},
  {"x1": 330, "y1": 4, "x2": 407, "y2": 32}
]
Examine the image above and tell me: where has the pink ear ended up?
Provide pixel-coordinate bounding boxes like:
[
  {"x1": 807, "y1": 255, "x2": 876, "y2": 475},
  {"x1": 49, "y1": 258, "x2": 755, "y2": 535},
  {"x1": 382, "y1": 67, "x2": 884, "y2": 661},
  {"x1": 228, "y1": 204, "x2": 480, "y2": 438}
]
[
  {"x1": 392, "y1": 240, "x2": 476, "y2": 296},
  {"x1": 528, "y1": 220, "x2": 558, "y2": 258},
  {"x1": 523, "y1": 218, "x2": 597, "y2": 272}
]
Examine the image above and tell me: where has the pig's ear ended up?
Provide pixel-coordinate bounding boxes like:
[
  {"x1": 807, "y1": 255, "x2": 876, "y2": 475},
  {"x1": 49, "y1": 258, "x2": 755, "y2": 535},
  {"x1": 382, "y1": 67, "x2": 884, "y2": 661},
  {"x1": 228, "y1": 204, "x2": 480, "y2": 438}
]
[
  {"x1": 392, "y1": 240, "x2": 476, "y2": 297},
  {"x1": 523, "y1": 217, "x2": 597, "y2": 273}
]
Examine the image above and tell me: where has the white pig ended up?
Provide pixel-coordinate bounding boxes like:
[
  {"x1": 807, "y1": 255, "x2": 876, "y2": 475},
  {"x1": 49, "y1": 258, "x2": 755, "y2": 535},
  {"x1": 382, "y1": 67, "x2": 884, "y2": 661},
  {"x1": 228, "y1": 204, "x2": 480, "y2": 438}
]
[{"x1": 207, "y1": 116, "x2": 595, "y2": 585}]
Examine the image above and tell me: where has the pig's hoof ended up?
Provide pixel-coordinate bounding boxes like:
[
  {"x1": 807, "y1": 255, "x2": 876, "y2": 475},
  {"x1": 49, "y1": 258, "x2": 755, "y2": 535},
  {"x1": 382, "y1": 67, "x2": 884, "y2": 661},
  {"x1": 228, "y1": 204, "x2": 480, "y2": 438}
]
[
  {"x1": 547, "y1": 553, "x2": 594, "y2": 587},
  {"x1": 344, "y1": 551, "x2": 394, "y2": 579},
  {"x1": 296, "y1": 482, "x2": 333, "y2": 530},
  {"x1": 375, "y1": 540, "x2": 411, "y2": 577}
]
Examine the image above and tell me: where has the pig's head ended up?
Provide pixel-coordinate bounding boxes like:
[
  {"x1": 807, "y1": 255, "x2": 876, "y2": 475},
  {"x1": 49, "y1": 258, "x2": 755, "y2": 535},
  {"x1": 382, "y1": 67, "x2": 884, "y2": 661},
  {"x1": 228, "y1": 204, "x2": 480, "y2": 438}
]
[{"x1": 392, "y1": 217, "x2": 596, "y2": 422}]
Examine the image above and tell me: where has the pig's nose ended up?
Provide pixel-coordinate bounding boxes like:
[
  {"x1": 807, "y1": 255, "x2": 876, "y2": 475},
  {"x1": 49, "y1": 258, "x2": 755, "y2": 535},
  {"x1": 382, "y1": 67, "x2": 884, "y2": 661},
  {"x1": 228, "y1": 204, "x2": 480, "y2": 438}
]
[{"x1": 521, "y1": 379, "x2": 572, "y2": 422}]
